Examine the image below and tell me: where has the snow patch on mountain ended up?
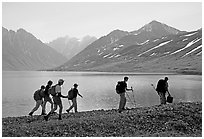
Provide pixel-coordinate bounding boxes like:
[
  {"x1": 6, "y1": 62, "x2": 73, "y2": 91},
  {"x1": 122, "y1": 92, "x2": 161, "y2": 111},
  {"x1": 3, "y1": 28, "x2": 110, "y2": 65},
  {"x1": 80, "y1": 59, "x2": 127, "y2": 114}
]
[
  {"x1": 183, "y1": 32, "x2": 198, "y2": 37},
  {"x1": 181, "y1": 45, "x2": 202, "y2": 58},
  {"x1": 138, "y1": 40, "x2": 149, "y2": 45},
  {"x1": 103, "y1": 53, "x2": 112, "y2": 58},
  {"x1": 138, "y1": 40, "x2": 173, "y2": 56},
  {"x1": 170, "y1": 38, "x2": 201, "y2": 55},
  {"x1": 182, "y1": 38, "x2": 188, "y2": 41},
  {"x1": 153, "y1": 39, "x2": 159, "y2": 42}
]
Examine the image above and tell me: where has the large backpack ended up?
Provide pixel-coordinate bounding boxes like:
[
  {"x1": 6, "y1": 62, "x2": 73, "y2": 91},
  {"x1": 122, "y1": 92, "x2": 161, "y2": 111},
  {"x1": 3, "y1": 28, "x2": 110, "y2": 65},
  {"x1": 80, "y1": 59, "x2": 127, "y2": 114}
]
[
  {"x1": 67, "y1": 88, "x2": 74, "y2": 100},
  {"x1": 49, "y1": 85, "x2": 57, "y2": 96},
  {"x1": 116, "y1": 81, "x2": 126, "y2": 94},
  {"x1": 156, "y1": 79, "x2": 166, "y2": 92},
  {"x1": 33, "y1": 89, "x2": 43, "y2": 100}
]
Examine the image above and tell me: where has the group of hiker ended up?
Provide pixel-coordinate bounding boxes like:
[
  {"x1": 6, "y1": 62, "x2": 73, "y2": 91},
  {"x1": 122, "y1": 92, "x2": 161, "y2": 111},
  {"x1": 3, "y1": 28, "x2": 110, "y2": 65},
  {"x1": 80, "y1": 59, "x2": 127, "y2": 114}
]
[
  {"x1": 29, "y1": 79, "x2": 83, "y2": 120},
  {"x1": 116, "y1": 76, "x2": 172, "y2": 113},
  {"x1": 29, "y1": 76, "x2": 172, "y2": 121}
]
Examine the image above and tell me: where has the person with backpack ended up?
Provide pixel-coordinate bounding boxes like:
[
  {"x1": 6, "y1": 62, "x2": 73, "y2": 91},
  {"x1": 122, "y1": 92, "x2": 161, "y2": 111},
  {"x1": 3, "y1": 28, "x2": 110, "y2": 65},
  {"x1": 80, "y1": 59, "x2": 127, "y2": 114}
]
[
  {"x1": 66, "y1": 83, "x2": 83, "y2": 113},
  {"x1": 156, "y1": 77, "x2": 171, "y2": 105},
  {"x1": 116, "y1": 77, "x2": 133, "y2": 113},
  {"x1": 44, "y1": 79, "x2": 67, "y2": 121},
  {"x1": 41, "y1": 80, "x2": 54, "y2": 115},
  {"x1": 29, "y1": 85, "x2": 45, "y2": 116}
]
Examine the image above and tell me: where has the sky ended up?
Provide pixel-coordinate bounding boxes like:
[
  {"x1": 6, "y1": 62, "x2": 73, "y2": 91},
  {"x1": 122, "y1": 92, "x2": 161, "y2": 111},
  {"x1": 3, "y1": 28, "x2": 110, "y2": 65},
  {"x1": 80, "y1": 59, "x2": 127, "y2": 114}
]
[{"x1": 2, "y1": 2, "x2": 202, "y2": 43}]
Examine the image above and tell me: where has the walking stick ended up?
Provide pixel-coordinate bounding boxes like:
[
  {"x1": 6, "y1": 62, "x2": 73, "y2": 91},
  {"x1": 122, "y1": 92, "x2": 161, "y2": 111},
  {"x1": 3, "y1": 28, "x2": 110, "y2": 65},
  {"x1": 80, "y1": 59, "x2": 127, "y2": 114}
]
[
  {"x1": 126, "y1": 93, "x2": 135, "y2": 107},
  {"x1": 151, "y1": 84, "x2": 156, "y2": 90},
  {"x1": 131, "y1": 87, "x2": 137, "y2": 108}
]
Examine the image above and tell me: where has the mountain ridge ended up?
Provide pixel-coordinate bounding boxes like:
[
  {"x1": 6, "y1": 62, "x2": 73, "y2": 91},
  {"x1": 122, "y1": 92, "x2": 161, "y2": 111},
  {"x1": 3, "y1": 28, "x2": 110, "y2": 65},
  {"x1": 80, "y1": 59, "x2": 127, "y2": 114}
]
[
  {"x1": 54, "y1": 20, "x2": 202, "y2": 74},
  {"x1": 2, "y1": 27, "x2": 68, "y2": 71}
]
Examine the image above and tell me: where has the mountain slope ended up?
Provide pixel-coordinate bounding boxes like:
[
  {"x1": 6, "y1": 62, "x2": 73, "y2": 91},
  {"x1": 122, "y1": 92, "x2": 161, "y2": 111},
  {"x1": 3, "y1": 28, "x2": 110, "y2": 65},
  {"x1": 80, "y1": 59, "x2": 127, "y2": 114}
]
[
  {"x1": 55, "y1": 21, "x2": 202, "y2": 74},
  {"x1": 2, "y1": 27, "x2": 67, "y2": 71},
  {"x1": 47, "y1": 35, "x2": 97, "y2": 60}
]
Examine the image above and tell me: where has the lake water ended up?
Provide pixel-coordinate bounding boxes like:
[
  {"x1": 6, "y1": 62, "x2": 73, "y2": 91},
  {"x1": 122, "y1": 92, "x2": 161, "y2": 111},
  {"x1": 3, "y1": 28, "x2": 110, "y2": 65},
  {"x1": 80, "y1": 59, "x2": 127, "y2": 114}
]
[{"x1": 2, "y1": 71, "x2": 202, "y2": 118}]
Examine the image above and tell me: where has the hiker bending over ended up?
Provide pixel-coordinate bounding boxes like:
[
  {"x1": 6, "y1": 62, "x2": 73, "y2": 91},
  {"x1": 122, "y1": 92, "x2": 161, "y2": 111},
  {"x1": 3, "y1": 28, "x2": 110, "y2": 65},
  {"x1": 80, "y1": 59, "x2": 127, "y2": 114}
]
[
  {"x1": 29, "y1": 85, "x2": 45, "y2": 116},
  {"x1": 116, "y1": 77, "x2": 133, "y2": 113},
  {"x1": 44, "y1": 79, "x2": 67, "y2": 121},
  {"x1": 156, "y1": 77, "x2": 170, "y2": 105},
  {"x1": 41, "y1": 80, "x2": 54, "y2": 115},
  {"x1": 66, "y1": 83, "x2": 83, "y2": 113}
]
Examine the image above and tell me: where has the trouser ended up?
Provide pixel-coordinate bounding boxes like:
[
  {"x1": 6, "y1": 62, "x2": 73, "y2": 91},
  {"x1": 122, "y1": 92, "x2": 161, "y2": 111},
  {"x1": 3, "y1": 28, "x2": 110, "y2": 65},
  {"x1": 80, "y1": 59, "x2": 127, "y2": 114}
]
[
  {"x1": 45, "y1": 96, "x2": 63, "y2": 118},
  {"x1": 158, "y1": 91, "x2": 166, "y2": 104},
  {"x1": 31, "y1": 100, "x2": 43, "y2": 113},
  {"x1": 42, "y1": 97, "x2": 54, "y2": 113},
  {"x1": 47, "y1": 103, "x2": 63, "y2": 117},
  {"x1": 119, "y1": 92, "x2": 126, "y2": 111},
  {"x1": 67, "y1": 97, "x2": 77, "y2": 113}
]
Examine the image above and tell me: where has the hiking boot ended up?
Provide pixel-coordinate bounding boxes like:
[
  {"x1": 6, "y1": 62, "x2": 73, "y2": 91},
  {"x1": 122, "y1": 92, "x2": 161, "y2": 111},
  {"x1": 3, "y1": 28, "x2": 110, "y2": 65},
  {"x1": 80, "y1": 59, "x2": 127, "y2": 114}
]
[
  {"x1": 51, "y1": 112, "x2": 57, "y2": 115},
  {"x1": 118, "y1": 110, "x2": 122, "y2": 113},
  {"x1": 41, "y1": 112, "x2": 47, "y2": 115},
  {"x1": 44, "y1": 115, "x2": 49, "y2": 121},
  {"x1": 58, "y1": 115, "x2": 62, "y2": 120},
  {"x1": 125, "y1": 107, "x2": 130, "y2": 110},
  {"x1": 29, "y1": 112, "x2": 33, "y2": 116}
]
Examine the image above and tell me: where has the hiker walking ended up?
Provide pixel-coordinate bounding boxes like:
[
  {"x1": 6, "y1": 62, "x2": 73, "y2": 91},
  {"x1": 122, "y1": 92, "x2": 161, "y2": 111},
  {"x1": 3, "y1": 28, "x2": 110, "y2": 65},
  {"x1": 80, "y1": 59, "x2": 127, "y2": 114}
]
[
  {"x1": 116, "y1": 77, "x2": 133, "y2": 113},
  {"x1": 156, "y1": 77, "x2": 170, "y2": 105},
  {"x1": 29, "y1": 85, "x2": 45, "y2": 116},
  {"x1": 44, "y1": 79, "x2": 67, "y2": 121},
  {"x1": 66, "y1": 83, "x2": 83, "y2": 113},
  {"x1": 41, "y1": 80, "x2": 54, "y2": 115}
]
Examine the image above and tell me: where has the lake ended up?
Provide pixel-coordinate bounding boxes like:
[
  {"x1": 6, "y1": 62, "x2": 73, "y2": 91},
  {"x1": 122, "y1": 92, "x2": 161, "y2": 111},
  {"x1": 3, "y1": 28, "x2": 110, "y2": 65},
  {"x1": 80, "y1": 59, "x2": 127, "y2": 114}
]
[{"x1": 2, "y1": 71, "x2": 202, "y2": 118}]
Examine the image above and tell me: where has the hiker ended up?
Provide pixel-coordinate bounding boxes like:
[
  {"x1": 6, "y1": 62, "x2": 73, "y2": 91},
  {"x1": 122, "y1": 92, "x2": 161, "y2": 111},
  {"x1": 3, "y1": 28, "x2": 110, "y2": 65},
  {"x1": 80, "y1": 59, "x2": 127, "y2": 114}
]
[
  {"x1": 156, "y1": 77, "x2": 170, "y2": 105},
  {"x1": 29, "y1": 85, "x2": 45, "y2": 116},
  {"x1": 44, "y1": 79, "x2": 67, "y2": 121},
  {"x1": 116, "y1": 77, "x2": 133, "y2": 113},
  {"x1": 66, "y1": 83, "x2": 83, "y2": 113},
  {"x1": 41, "y1": 80, "x2": 54, "y2": 115}
]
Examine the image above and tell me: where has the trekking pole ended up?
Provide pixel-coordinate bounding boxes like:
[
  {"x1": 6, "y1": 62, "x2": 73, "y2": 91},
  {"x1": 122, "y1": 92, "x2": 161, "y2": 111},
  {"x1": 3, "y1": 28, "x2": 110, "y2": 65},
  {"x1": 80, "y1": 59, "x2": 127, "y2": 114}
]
[
  {"x1": 126, "y1": 92, "x2": 135, "y2": 107},
  {"x1": 151, "y1": 84, "x2": 156, "y2": 90},
  {"x1": 131, "y1": 87, "x2": 137, "y2": 108}
]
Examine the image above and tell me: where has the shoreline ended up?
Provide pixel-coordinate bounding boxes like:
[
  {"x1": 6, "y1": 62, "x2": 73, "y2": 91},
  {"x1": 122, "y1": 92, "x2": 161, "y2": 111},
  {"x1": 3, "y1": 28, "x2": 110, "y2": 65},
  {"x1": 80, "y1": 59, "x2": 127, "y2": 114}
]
[
  {"x1": 3, "y1": 70, "x2": 202, "y2": 76},
  {"x1": 2, "y1": 102, "x2": 202, "y2": 137}
]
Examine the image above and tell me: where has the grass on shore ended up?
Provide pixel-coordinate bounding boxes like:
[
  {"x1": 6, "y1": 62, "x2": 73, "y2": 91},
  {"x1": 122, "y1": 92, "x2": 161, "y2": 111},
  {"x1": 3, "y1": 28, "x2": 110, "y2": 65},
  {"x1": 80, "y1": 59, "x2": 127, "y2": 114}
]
[{"x1": 2, "y1": 102, "x2": 202, "y2": 137}]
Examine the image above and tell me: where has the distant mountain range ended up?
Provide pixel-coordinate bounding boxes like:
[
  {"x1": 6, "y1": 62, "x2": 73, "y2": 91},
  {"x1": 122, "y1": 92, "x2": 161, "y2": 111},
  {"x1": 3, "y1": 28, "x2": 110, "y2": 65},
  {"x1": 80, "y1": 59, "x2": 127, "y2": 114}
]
[
  {"x1": 2, "y1": 27, "x2": 67, "y2": 71},
  {"x1": 54, "y1": 20, "x2": 202, "y2": 74},
  {"x1": 47, "y1": 35, "x2": 97, "y2": 60}
]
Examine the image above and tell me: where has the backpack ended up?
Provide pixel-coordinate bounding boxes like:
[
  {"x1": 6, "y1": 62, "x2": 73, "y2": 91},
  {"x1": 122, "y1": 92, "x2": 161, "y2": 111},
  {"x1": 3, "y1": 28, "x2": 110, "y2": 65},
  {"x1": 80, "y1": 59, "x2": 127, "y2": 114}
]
[
  {"x1": 49, "y1": 85, "x2": 57, "y2": 96},
  {"x1": 33, "y1": 89, "x2": 42, "y2": 100},
  {"x1": 156, "y1": 79, "x2": 166, "y2": 92},
  {"x1": 39, "y1": 90, "x2": 45, "y2": 97},
  {"x1": 68, "y1": 88, "x2": 74, "y2": 100},
  {"x1": 116, "y1": 81, "x2": 125, "y2": 94}
]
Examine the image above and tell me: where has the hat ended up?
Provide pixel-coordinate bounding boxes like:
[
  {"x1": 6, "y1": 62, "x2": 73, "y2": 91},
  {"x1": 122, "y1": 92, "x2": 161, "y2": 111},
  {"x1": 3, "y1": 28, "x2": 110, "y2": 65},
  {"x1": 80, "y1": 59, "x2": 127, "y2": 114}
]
[
  {"x1": 74, "y1": 83, "x2": 78, "y2": 87},
  {"x1": 58, "y1": 79, "x2": 64, "y2": 83}
]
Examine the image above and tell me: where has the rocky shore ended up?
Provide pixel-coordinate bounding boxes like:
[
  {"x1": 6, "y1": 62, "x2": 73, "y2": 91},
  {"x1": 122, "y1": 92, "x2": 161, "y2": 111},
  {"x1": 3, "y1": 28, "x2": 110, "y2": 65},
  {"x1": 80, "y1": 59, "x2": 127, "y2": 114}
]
[{"x1": 2, "y1": 102, "x2": 202, "y2": 137}]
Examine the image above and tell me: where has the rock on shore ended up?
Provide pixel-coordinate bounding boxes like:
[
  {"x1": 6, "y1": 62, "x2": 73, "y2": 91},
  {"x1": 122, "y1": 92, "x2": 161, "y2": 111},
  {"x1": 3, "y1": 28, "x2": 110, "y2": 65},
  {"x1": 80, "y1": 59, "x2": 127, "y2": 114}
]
[{"x1": 2, "y1": 102, "x2": 202, "y2": 137}]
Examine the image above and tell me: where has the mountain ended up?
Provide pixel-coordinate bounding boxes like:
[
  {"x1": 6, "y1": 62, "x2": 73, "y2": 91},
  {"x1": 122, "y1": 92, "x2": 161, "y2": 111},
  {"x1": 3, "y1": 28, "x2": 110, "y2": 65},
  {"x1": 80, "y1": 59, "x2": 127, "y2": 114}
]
[
  {"x1": 2, "y1": 27, "x2": 67, "y2": 71},
  {"x1": 47, "y1": 35, "x2": 97, "y2": 60},
  {"x1": 54, "y1": 21, "x2": 202, "y2": 74}
]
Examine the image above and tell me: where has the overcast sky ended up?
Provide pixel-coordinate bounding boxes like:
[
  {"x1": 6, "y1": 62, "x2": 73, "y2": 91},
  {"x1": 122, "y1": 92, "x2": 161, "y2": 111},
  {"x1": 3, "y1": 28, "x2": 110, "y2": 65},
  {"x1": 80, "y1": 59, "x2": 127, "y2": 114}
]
[{"x1": 2, "y1": 2, "x2": 202, "y2": 43}]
